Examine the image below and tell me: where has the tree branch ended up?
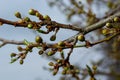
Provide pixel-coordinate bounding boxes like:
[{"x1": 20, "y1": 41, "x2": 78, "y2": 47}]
[
  {"x1": 84, "y1": 11, "x2": 120, "y2": 34},
  {"x1": 0, "y1": 18, "x2": 83, "y2": 32},
  {"x1": 0, "y1": 38, "x2": 24, "y2": 47},
  {"x1": 64, "y1": 11, "x2": 120, "y2": 42},
  {"x1": 0, "y1": 11, "x2": 120, "y2": 49}
]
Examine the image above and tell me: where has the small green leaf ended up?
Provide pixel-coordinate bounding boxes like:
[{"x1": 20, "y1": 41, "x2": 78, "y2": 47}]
[
  {"x1": 10, "y1": 53, "x2": 16, "y2": 58},
  {"x1": 86, "y1": 65, "x2": 93, "y2": 76},
  {"x1": 37, "y1": 30, "x2": 46, "y2": 33},
  {"x1": 24, "y1": 39, "x2": 30, "y2": 45},
  {"x1": 10, "y1": 58, "x2": 18, "y2": 63}
]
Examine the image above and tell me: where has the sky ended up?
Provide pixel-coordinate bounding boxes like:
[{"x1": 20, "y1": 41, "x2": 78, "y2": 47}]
[{"x1": 0, "y1": 0, "x2": 104, "y2": 80}]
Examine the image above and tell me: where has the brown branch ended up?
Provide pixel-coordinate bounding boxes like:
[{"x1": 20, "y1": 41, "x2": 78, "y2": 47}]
[
  {"x1": 0, "y1": 11, "x2": 120, "y2": 49},
  {"x1": 64, "y1": 11, "x2": 120, "y2": 42},
  {"x1": 39, "y1": 20, "x2": 83, "y2": 31},
  {"x1": 66, "y1": 36, "x2": 77, "y2": 61},
  {"x1": 75, "y1": 31, "x2": 120, "y2": 48},
  {"x1": 0, "y1": 18, "x2": 83, "y2": 32},
  {"x1": 91, "y1": 32, "x2": 120, "y2": 45},
  {"x1": 0, "y1": 38, "x2": 24, "y2": 47},
  {"x1": 0, "y1": 18, "x2": 26, "y2": 27},
  {"x1": 84, "y1": 11, "x2": 120, "y2": 34}
]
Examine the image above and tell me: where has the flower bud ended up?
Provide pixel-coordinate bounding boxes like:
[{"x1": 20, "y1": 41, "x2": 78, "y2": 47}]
[
  {"x1": 24, "y1": 17, "x2": 30, "y2": 22},
  {"x1": 77, "y1": 34, "x2": 85, "y2": 41},
  {"x1": 57, "y1": 59, "x2": 62, "y2": 63},
  {"x1": 25, "y1": 46, "x2": 31, "y2": 51},
  {"x1": 114, "y1": 17, "x2": 120, "y2": 22},
  {"x1": 19, "y1": 59, "x2": 24, "y2": 65},
  {"x1": 35, "y1": 12, "x2": 39, "y2": 17},
  {"x1": 15, "y1": 12, "x2": 21, "y2": 18},
  {"x1": 48, "y1": 62, "x2": 54, "y2": 66},
  {"x1": 50, "y1": 35, "x2": 56, "y2": 41},
  {"x1": 102, "y1": 29, "x2": 109, "y2": 35},
  {"x1": 58, "y1": 41, "x2": 65, "y2": 47},
  {"x1": 64, "y1": 67, "x2": 69, "y2": 71},
  {"x1": 92, "y1": 65, "x2": 97, "y2": 71},
  {"x1": 36, "y1": 12, "x2": 44, "y2": 20},
  {"x1": 27, "y1": 23, "x2": 33, "y2": 29},
  {"x1": 38, "y1": 50, "x2": 44, "y2": 55},
  {"x1": 105, "y1": 22, "x2": 112, "y2": 28},
  {"x1": 17, "y1": 46, "x2": 23, "y2": 51},
  {"x1": 47, "y1": 51, "x2": 55, "y2": 56},
  {"x1": 35, "y1": 36, "x2": 43, "y2": 43},
  {"x1": 28, "y1": 9, "x2": 36, "y2": 15},
  {"x1": 43, "y1": 15, "x2": 51, "y2": 21},
  {"x1": 10, "y1": 53, "x2": 16, "y2": 57}
]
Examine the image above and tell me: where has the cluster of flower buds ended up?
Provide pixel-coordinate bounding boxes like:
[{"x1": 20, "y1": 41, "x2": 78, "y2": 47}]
[
  {"x1": 14, "y1": 9, "x2": 59, "y2": 35},
  {"x1": 9, "y1": 34, "x2": 70, "y2": 64},
  {"x1": 48, "y1": 58, "x2": 80, "y2": 76},
  {"x1": 61, "y1": 65, "x2": 80, "y2": 75},
  {"x1": 10, "y1": 46, "x2": 27, "y2": 65},
  {"x1": 12, "y1": 9, "x2": 84, "y2": 77},
  {"x1": 14, "y1": 9, "x2": 62, "y2": 48},
  {"x1": 10, "y1": 36, "x2": 43, "y2": 65},
  {"x1": 102, "y1": 16, "x2": 120, "y2": 36}
]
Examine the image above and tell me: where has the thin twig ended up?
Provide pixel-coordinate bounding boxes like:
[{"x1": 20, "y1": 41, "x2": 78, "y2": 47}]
[
  {"x1": 0, "y1": 38, "x2": 24, "y2": 47},
  {"x1": 75, "y1": 32, "x2": 120, "y2": 48}
]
